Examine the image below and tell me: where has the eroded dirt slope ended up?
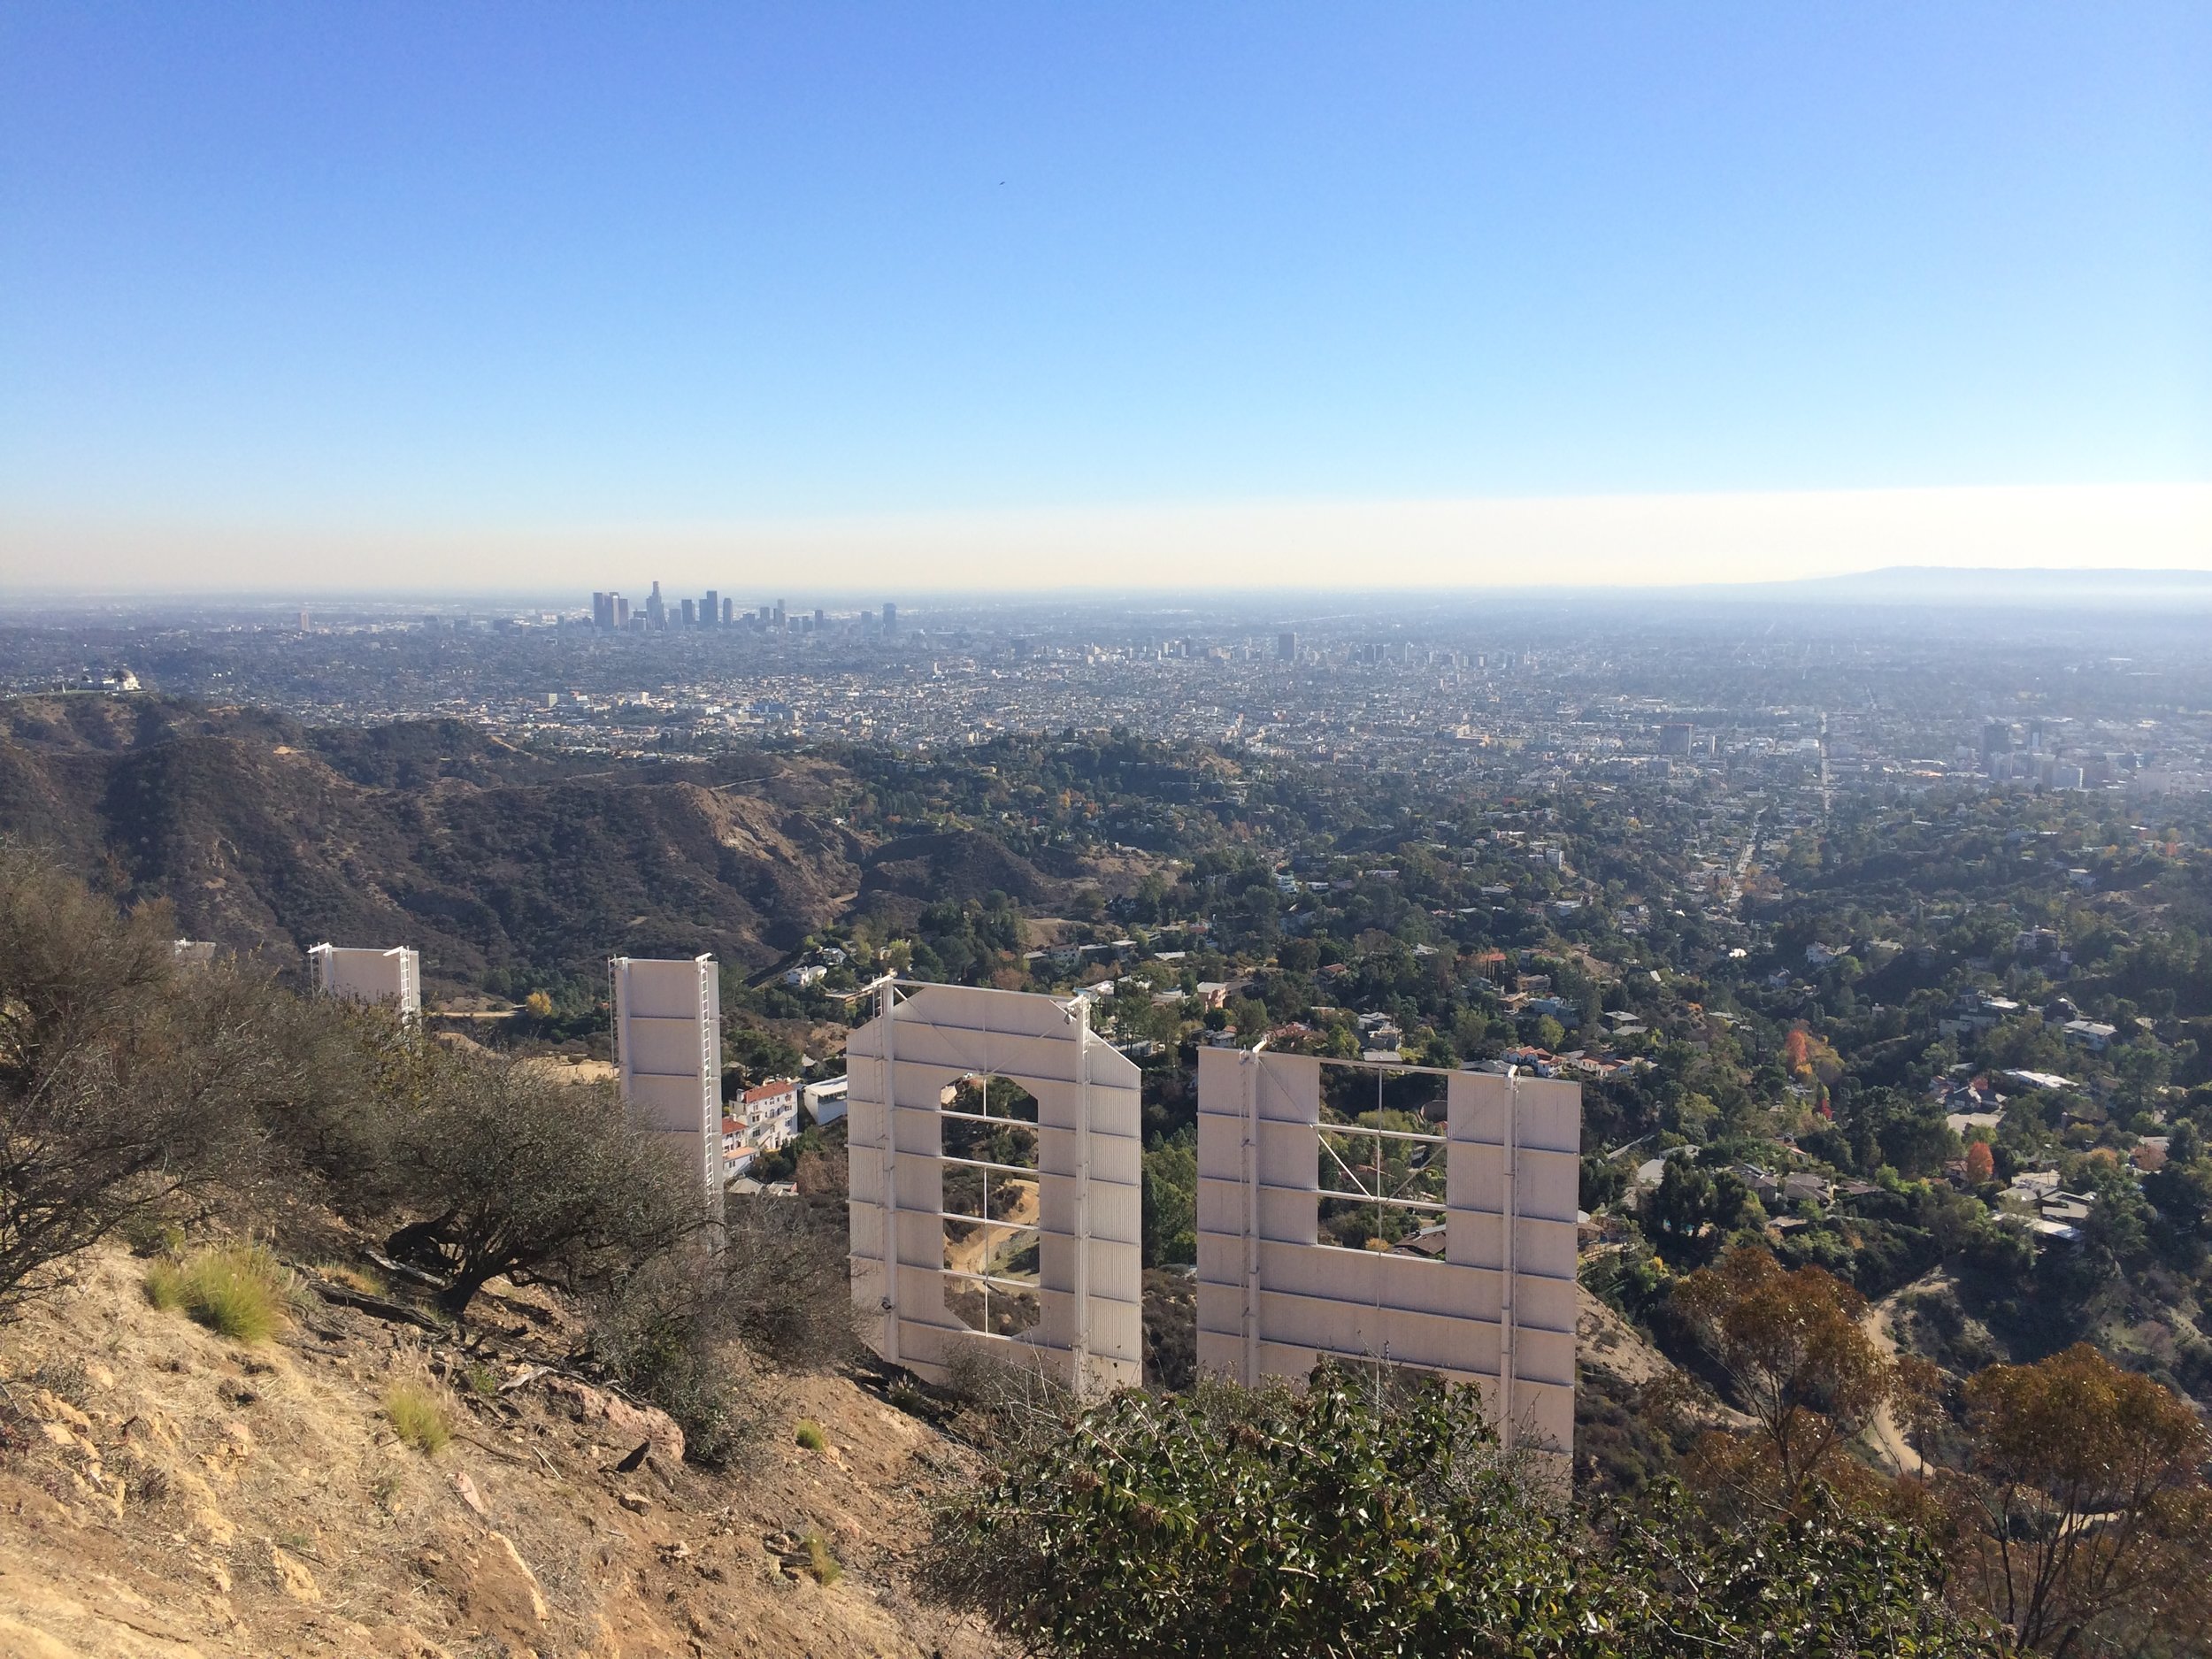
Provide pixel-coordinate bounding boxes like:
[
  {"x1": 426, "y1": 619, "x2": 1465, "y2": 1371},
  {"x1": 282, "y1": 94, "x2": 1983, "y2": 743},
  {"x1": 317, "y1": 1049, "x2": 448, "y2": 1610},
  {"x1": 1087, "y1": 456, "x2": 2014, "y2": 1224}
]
[{"x1": 0, "y1": 1246, "x2": 1011, "y2": 1659}]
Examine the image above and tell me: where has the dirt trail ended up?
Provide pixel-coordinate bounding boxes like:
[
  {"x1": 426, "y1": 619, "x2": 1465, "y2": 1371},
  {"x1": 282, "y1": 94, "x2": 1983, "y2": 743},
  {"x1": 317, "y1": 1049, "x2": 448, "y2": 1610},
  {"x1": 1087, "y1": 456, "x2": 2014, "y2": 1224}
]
[
  {"x1": 1863, "y1": 1286, "x2": 1928, "y2": 1478},
  {"x1": 946, "y1": 1179, "x2": 1039, "y2": 1278}
]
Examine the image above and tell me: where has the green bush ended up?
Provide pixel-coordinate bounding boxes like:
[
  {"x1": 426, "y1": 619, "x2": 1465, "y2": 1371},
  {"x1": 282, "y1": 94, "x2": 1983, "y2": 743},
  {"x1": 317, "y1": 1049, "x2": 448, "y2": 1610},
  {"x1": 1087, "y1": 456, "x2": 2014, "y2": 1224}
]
[
  {"x1": 585, "y1": 1252, "x2": 757, "y2": 1469},
  {"x1": 795, "y1": 1418, "x2": 827, "y2": 1452},
  {"x1": 144, "y1": 1244, "x2": 292, "y2": 1343},
  {"x1": 929, "y1": 1369, "x2": 1583, "y2": 1655},
  {"x1": 380, "y1": 1048, "x2": 701, "y2": 1317},
  {"x1": 926, "y1": 1364, "x2": 2003, "y2": 1658},
  {"x1": 803, "y1": 1532, "x2": 841, "y2": 1585}
]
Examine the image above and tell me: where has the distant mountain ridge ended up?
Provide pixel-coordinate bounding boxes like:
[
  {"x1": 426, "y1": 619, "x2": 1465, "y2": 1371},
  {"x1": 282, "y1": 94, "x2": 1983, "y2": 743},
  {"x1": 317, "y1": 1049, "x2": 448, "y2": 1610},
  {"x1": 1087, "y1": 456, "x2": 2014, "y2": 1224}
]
[{"x1": 1718, "y1": 565, "x2": 2212, "y2": 610}]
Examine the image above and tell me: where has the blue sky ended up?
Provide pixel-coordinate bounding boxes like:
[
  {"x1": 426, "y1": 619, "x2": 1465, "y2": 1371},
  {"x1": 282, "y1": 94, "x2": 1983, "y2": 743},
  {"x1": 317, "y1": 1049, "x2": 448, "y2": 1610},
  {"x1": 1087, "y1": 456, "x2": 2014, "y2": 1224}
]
[{"x1": 1, "y1": 4, "x2": 2206, "y2": 587}]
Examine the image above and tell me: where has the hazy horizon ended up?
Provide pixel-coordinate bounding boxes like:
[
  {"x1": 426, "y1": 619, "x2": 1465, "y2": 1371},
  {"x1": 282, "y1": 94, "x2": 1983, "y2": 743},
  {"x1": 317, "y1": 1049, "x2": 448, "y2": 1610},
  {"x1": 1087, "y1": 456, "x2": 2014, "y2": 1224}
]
[{"x1": 5, "y1": 483, "x2": 2207, "y2": 595}]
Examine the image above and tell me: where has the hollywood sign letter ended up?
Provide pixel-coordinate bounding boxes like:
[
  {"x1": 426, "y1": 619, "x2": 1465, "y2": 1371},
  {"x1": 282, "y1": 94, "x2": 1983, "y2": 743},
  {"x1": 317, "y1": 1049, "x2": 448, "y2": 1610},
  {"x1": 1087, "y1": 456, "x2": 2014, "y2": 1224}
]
[
  {"x1": 1195, "y1": 1048, "x2": 1580, "y2": 1455},
  {"x1": 845, "y1": 982, "x2": 1142, "y2": 1396}
]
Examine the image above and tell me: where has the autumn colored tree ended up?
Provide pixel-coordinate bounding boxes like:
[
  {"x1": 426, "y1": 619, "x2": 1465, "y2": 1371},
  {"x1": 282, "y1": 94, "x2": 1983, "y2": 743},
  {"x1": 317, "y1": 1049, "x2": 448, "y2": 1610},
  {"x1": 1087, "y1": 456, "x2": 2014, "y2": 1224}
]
[
  {"x1": 1945, "y1": 1344, "x2": 2212, "y2": 1655},
  {"x1": 1782, "y1": 1025, "x2": 1843, "y2": 1087},
  {"x1": 1783, "y1": 1026, "x2": 1812, "y2": 1076},
  {"x1": 1964, "y1": 1139, "x2": 1996, "y2": 1185},
  {"x1": 1674, "y1": 1245, "x2": 1901, "y2": 1503}
]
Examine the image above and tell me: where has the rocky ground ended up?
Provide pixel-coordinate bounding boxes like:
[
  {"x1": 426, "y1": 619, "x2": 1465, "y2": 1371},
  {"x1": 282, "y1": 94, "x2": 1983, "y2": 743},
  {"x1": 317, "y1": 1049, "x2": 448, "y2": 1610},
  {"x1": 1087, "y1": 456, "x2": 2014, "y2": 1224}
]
[{"x1": 0, "y1": 1244, "x2": 1017, "y2": 1659}]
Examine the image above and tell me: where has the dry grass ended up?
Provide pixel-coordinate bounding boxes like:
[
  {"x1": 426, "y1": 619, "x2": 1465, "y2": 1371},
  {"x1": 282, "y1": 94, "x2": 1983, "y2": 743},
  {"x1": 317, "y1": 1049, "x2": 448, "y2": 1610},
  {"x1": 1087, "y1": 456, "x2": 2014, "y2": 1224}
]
[
  {"x1": 316, "y1": 1261, "x2": 387, "y2": 1297},
  {"x1": 142, "y1": 1243, "x2": 292, "y2": 1343},
  {"x1": 142, "y1": 1259, "x2": 187, "y2": 1312},
  {"x1": 383, "y1": 1379, "x2": 452, "y2": 1455},
  {"x1": 803, "y1": 1531, "x2": 841, "y2": 1585},
  {"x1": 794, "y1": 1418, "x2": 827, "y2": 1453}
]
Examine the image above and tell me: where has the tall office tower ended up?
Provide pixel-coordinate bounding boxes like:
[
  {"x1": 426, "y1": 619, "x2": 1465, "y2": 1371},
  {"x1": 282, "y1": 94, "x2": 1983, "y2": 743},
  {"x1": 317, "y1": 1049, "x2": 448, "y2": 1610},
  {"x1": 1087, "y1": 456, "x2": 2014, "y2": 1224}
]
[
  {"x1": 882, "y1": 602, "x2": 897, "y2": 634},
  {"x1": 680, "y1": 598, "x2": 696, "y2": 626},
  {"x1": 703, "y1": 589, "x2": 718, "y2": 628},
  {"x1": 721, "y1": 596, "x2": 734, "y2": 625},
  {"x1": 592, "y1": 591, "x2": 614, "y2": 630},
  {"x1": 772, "y1": 599, "x2": 787, "y2": 629},
  {"x1": 757, "y1": 604, "x2": 771, "y2": 625},
  {"x1": 813, "y1": 607, "x2": 826, "y2": 629},
  {"x1": 1278, "y1": 630, "x2": 1298, "y2": 661},
  {"x1": 1981, "y1": 720, "x2": 2014, "y2": 759},
  {"x1": 1658, "y1": 722, "x2": 1694, "y2": 757},
  {"x1": 614, "y1": 595, "x2": 632, "y2": 628},
  {"x1": 646, "y1": 581, "x2": 667, "y2": 630}
]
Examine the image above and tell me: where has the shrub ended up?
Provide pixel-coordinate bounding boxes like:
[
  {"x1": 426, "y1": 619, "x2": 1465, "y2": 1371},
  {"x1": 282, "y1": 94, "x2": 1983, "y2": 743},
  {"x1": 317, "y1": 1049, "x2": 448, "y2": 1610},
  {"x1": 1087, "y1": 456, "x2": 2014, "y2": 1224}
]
[
  {"x1": 927, "y1": 1368, "x2": 1581, "y2": 1656},
  {"x1": 794, "y1": 1418, "x2": 827, "y2": 1452},
  {"x1": 146, "y1": 1244, "x2": 291, "y2": 1343},
  {"x1": 0, "y1": 853, "x2": 280, "y2": 1319},
  {"x1": 803, "y1": 1532, "x2": 841, "y2": 1585},
  {"x1": 719, "y1": 1191, "x2": 857, "y2": 1365},
  {"x1": 886, "y1": 1379, "x2": 932, "y2": 1418},
  {"x1": 584, "y1": 1250, "x2": 757, "y2": 1469},
  {"x1": 186, "y1": 1244, "x2": 293, "y2": 1341},
  {"x1": 926, "y1": 1364, "x2": 2003, "y2": 1658},
  {"x1": 114, "y1": 1448, "x2": 171, "y2": 1507},
  {"x1": 384, "y1": 1379, "x2": 451, "y2": 1454},
  {"x1": 381, "y1": 1050, "x2": 702, "y2": 1316}
]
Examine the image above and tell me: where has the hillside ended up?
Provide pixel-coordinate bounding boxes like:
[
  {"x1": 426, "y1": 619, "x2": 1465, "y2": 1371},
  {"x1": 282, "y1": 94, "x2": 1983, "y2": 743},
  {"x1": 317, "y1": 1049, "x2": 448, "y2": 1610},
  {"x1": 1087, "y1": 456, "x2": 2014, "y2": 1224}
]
[
  {"x1": 0, "y1": 695, "x2": 1124, "y2": 992},
  {"x1": 0, "y1": 696, "x2": 884, "y2": 987},
  {"x1": 0, "y1": 1239, "x2": 1012, "y2": 1659}
]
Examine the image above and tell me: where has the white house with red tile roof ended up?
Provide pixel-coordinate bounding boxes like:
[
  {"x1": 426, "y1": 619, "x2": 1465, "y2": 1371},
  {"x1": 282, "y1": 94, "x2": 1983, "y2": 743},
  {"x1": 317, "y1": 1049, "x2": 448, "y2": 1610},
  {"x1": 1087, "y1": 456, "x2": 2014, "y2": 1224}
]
[{"x1": 722, "y1": 1077, "x2": 802, "y2": 1174}]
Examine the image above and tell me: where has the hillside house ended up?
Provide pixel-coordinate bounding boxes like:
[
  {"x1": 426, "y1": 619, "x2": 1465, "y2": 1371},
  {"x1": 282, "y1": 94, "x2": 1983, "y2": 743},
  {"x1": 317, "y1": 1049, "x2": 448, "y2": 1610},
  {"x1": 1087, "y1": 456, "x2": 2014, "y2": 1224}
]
[
  {"x1": 803, "y1": 1075, "x2": 849, "y2": 1126},
  {"x1": 2062, "y1": 1019, "x2": 2117, "y2": 1051},
  {"x1": 723, "y1": 1077, "x2": 802, "y2": 1173}
]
